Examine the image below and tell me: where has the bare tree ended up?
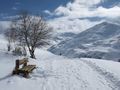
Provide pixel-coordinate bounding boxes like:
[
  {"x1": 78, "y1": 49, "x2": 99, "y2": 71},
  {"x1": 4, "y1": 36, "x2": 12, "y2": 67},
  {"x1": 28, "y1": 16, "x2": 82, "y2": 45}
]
[
  {"x1": 4, "y1": 29, "x2": 12, "y2": 51},
  {"x1": 4, "y1": 23, "x2": 17, "y2": 51},
  {"x1": 9, "y1": 11, "x2": 52, "y2": 58}
]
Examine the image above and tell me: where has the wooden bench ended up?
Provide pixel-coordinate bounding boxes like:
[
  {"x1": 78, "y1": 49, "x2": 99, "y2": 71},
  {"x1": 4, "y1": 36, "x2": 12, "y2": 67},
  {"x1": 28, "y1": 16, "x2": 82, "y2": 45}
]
[{"x1": 12, "y1": 58, "x2": 36, "y2": 78}]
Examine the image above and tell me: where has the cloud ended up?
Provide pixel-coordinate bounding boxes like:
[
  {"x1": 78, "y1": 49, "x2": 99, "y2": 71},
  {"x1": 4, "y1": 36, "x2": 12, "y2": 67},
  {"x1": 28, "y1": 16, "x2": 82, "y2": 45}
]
[
  {"x1": 96, "y1": 6, "x2": 120, "y2": 18},
  {"x1": 47, "y1": 0, "x2": 120, "y2": 33},
  {"x1": 12, "y1": 7, "x2": 17, "y2": 10},
  {"x1": 53, "y1": 0, "x2": 120, "y2": 19},
  {"x1": 44, "y1": 10, "x2": 53, "y2": 15},
  {"x1": 48, "y1": 17, "x2": 101, "y2": 33},
  {"x1": 54, "y1": 0, "x2": 101, "y2": 16}
]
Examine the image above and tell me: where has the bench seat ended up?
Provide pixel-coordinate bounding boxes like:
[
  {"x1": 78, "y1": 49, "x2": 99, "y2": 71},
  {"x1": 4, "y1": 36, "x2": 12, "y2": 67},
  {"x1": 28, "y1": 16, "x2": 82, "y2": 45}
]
[{"x1": 20, "y1": 65, "x2": 36, "y2": 72}]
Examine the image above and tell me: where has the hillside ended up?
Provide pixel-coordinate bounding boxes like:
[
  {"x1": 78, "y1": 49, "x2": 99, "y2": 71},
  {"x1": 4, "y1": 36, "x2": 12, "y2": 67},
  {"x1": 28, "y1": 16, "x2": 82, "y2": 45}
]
[
  {"x1": 0, "y1": 48, "x2": 120, "y2": 90},
  {"x1": 0, "y1": 34, "x2": 119, "y2": 90},
  {"x1": 49, "y1": 22, "x2": 120, "y2": 61}
]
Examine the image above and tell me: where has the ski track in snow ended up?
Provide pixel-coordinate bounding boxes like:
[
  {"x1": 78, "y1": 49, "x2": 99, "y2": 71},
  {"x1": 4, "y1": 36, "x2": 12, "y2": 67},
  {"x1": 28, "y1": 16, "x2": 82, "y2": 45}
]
[
  {"x1": 29, "y1": 59, "x2": 119, "y2": 90},
  {"x1": 82, "y1": 59, "x2": 120, "y2": 90}
]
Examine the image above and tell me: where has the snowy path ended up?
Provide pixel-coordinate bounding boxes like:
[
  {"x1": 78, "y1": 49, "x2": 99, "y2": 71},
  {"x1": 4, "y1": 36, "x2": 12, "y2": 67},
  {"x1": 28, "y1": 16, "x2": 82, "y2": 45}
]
[
  {"x1": 30, "y1": 58, "x2": 119, "y2": 90},
  {"x1": 82, "y1": 59, "x2": 120, "y2": 90},
  {"x1": 0, "y1": 50, "x2": 120, "y2": 90}
]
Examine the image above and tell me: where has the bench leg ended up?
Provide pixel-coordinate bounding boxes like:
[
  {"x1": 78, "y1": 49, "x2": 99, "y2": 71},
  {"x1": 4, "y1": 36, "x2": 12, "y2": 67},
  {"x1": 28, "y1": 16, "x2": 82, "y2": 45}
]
[
  {"x1": 23, "y1": 72, "x2": 29, "y2": 78},
  {"x1": 12, "y1": 70, "x2": 19, "y2": 75}
]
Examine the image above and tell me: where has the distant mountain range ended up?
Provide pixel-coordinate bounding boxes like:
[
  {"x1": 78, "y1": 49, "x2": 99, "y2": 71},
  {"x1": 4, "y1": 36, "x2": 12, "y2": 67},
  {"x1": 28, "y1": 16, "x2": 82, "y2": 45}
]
[{"x1": 49, "y1": 22, "x2": 120, "y2": 61}]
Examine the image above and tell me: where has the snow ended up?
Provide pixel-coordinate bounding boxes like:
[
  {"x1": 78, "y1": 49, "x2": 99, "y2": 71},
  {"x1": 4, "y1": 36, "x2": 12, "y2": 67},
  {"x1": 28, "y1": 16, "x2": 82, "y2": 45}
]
[
  {"x1": 49, "y1": 22, "x2": 120, "y2": 60},
  {"x1": 82, "y1": 58, "x2": 120, "y2": 79},
  {"x1": 0, "y1": 46, "x2": 120, "y2": 90},
  {"x1": 88, "y1": 46, "x2": 111, "y2": 52},
  {"x1": 0, "y1": 21, "x2": 120, "y2": 90},
  {"x1": 81, "y1": 58, "x2": 120, "y2": 89}
]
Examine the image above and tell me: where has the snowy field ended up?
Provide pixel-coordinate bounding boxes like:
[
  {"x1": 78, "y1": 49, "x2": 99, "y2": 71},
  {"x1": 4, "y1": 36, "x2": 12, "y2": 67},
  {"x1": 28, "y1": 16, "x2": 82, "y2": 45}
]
[
  {"x1": 0, "y1": 34, "x2": 120, "y2": 90},
  {"x1": 0, "y1": 48, "x2": 120, "y2": 90}
]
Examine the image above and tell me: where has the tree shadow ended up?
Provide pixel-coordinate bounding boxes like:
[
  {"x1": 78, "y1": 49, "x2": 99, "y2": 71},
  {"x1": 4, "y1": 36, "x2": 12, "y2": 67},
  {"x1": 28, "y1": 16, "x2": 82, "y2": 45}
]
[{"x1": 0, "y1": 74, "x2": 12, "y2": 81}]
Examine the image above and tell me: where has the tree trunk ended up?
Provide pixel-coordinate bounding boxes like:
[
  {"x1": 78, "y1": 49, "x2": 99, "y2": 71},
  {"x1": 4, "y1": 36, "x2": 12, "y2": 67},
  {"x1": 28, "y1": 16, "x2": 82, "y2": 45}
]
[
  {"x1": 30, "y1": 50, "x2": 36, "y2": 59},
  {"x1": 7, "y1": 44, "x2": 11, "y2": 51}
]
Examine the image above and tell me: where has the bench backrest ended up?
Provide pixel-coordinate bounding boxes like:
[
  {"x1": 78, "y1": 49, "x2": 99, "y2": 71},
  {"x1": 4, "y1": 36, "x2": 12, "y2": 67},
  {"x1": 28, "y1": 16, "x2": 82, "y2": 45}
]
[
  {"x1": 16, "y1": 59, "x2": 28, "y2": 65},
  {"x1": 15, "y1": 58, "x2": 28, "y2": 70}
]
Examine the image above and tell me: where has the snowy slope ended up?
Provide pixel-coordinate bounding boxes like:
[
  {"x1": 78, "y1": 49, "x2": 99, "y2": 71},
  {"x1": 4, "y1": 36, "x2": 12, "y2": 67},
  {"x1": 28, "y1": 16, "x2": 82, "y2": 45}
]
[
  {"x1": 0, "y1": 49, "x2": 120, "y2": 90},
  {"x1": 0, "y1": 34, "x2": 120, "y2": 90},
  {"x1": 52, "y1": 32, "x2": 77, "y2": 45},
  {"x1": 49, "y1": 22, "x2": 120, "y2": 61}
]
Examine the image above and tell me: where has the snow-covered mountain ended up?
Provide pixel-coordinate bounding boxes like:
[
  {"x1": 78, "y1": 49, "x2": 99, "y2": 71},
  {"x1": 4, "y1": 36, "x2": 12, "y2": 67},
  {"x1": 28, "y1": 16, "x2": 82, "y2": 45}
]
[
  {"x1": 49, "y1": 22, "x2": 120, "y2": 61},
  {"x1": 52, "y1": 32, "x2": 77, "y2": 45}
]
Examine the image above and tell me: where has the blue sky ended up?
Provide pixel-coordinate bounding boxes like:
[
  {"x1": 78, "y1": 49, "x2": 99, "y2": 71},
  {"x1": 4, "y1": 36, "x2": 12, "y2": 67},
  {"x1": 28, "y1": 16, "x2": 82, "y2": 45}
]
[
  {"x1": 97, "y1": 0, "x2": 120, "y2": 8},
  {"x1": 0, "y1": 0, "x2": 119, "y2": 14},
  {"x1": 0, "y1": 0, "x2": 120, "y2": 33},
  {"x1": 0, "y1": 0, "x2": 120, "y2": 20},
  {"x1": 0, "y1": 0, "x2": 70, "y2": 18}
]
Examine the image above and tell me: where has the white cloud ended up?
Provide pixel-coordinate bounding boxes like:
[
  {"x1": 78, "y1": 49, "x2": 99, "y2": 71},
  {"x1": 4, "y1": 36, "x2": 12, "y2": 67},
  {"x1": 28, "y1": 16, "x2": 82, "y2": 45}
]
[
  {"x1": 54, "y1": 6, "x2": 71, "y2": 16},
  {"x1": 48, "y1": 16, "x2": 102, "y2": 33},
  {"x1": 96, "y1": 6, "x2": 120, "y2": 18},
  {"x1": 54, "y1": 0, "x2": 120, "y2": 19},
  {"x1": 44, "y1": 10, "x2": 53, "y2": 15},
  {"x1": 47, "y1": 0, "x2": 120, "y2": 33},
  {"x1": 54, "y1": 0, "x2": 101, "y2": 16},
  {"x1": 12, "y1": 7, "x2": 17, "y2": 10},
  {"x1": 71, "y1": 0, "x2": 101, "y2": 7}
]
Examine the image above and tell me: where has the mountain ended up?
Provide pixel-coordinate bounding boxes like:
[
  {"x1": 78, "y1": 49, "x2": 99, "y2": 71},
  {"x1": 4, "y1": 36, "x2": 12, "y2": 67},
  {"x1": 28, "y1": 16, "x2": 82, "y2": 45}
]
[
  {"x1": 49, "y1": 22, "x2": 120, "y2": 61},
  {"x1": 52, "y1": 32, "x2": 77, "y2": 45}
]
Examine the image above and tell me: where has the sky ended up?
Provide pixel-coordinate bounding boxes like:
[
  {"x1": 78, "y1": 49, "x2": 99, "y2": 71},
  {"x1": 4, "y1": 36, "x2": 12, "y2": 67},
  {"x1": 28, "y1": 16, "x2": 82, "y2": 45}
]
[
  {"x1": 1, "y1": 0, "x2": 120, "y2": 33},
  {"x1": 0, "y1": 0, "x2": 120, "y2": 19},
  {"x1": 52, "y1": 0, "x2": 120, "y2": 19},
  {"x1": 0, "y1": 0, "x2": 70, "y2": 19},
  {"x1": 46, "y1": 0, "x2": 120, "y2": 33},
  {"x1": 0, "y1": 0, "x2": 120, "y2": 18}
]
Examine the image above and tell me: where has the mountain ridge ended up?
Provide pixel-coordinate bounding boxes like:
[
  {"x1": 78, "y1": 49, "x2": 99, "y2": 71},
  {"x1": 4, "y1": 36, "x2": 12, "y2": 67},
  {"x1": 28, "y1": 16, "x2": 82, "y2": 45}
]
[{"x1": 49, "y1": 21, "x2": 120, "y2": 61}]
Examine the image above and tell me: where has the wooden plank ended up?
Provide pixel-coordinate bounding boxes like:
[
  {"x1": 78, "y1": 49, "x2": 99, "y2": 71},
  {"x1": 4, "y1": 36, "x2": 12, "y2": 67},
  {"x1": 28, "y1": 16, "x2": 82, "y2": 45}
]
[
  {"x1": 18, "y1": 58, "x2": 28, "y2": 65},
  {"x1": 20, "y1": 66, "x2": 28, "y2": 71},
  {"x1": 26, "y1": 65, "x2": 36, "y2": 72},
  {"x1": 27, "y1": 65, "x2": 36, "y2": 72},
  {"x1": 20, "y1": 65, "x2": 36, "y2": 72}
]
